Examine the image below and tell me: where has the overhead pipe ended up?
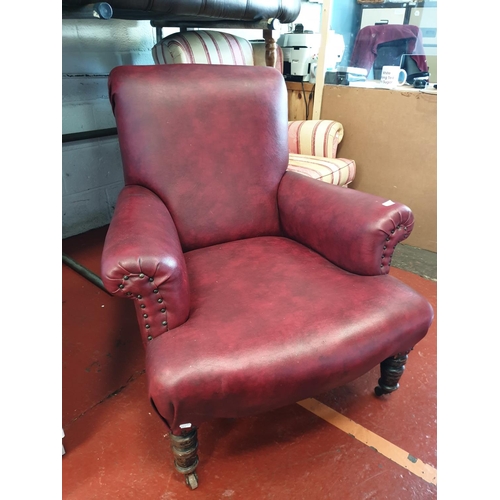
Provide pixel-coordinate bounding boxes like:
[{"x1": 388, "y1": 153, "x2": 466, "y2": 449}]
[{"x1": 62, "y1": 2, "x2": 113, "y2": 20}]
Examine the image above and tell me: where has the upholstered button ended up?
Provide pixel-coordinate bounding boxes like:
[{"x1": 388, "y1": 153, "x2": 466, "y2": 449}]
[
  {"x1": 143, "y1": 314, "x2": 148, "y2": 318},
  {"x1": 153, "y1": 289, "x2": 159, "y2": 294},
  {"x1": 386, "y1": 237, "x2": 390, "y2": 241},
  {"x1": 160, "y1": 308, "x2": 166, "y2": 313},
  {"x1": 137, "y1": 294, "x2": 142, "y2": 299},
  {"x1": 126, "y1": 292, "x2": 131, "y2": 296},
  {"x1": 145, "y1": 324, "x2": 150, "y2": 329},
  {"x1": 147, "y1": 335, "x2": 153, "y2": 341},
  {"x1": 158, "y1": 298, "x2": 163, "y2": 303},
  {"x1": 162, "y1": 321, "x2": 167, "y2": 326},
  {"x1": 149, "y1": 277, "x2": 154, "y2": 282},
  {"x1": 140, "y1": 304, "x2": 146, "y2": 309},
  {"x1": 380, "y1": 264, "x2": 384, "y2": 268},
  {"x1": 139, "y1": 273, "x2": 145, "y2": 278},
  {"x1": 119, "y1": 284, "x2": 124, "y2": 289},
  {"x1": 390, "y1": 229, "x2": 395, "y2": 234},
  {"x1": 383, "y1": 245, "x2": 387, "y2": 250},
  {"x1": 123, "y1": 275, "x2": 129, "y2": 280}
]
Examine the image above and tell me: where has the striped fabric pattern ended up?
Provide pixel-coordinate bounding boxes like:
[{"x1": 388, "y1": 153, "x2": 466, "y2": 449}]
[
  {"x1": 287, "y1": 154, "x2": 356, "y2": 187},
  {"x1": 288, "y1": 120, "x2": 345, "y2": 158},
  {"x1": 152, "y1": 30, "x2": 254, "y2": 66}
]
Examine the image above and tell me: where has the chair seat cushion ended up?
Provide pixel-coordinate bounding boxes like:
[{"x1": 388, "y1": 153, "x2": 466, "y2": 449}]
[
  {"x1": 146, "y1": 236, "x2": 432, "y2": 431},
  {"x1": 287, "y1": 153, "x2": 356, "y2": 186}
]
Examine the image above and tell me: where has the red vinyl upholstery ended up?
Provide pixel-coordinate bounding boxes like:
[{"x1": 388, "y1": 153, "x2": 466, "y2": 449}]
[
  {"x1": 102, "y1": 64, "x2": 434, "y2": 488},
  {"x1": 152, "y1": 30, "x2": 357, "y2": 187}
]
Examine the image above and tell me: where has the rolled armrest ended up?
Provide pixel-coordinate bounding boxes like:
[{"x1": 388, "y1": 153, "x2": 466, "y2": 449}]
[
  {"x1": 288, "y1": 119, "x2": 344, "y2": 158},
  {"x1": 278, "y1": 171, "x2": 414, "y2": 276},
  {"x1": 101, "y1": 185, "x2": 190, "y2": 344}
]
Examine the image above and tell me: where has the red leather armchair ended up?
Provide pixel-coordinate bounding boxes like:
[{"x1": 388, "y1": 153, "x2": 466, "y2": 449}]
[{"x1": 102, "y1": 64, "x2": 434, "y2": 490}]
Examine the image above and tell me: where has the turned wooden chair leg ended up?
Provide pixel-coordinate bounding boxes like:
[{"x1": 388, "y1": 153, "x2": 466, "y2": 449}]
[
  {"x1": 169, "y1": 427, "x2": 199, "y2": 489},
  {"x1": 374, "y1": 350, "x2": 411, "y2": 396},
  {"x1": 263, "y1": 28, "x2": 277, "y2": 68}
]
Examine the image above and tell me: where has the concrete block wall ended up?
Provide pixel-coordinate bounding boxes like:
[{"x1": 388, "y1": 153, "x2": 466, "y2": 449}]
[{"x1": 62, "y1": 19, "x2": 177, "y2": 238}]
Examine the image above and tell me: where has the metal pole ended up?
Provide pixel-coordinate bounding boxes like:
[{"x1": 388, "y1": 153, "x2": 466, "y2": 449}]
[
  {"x1": 62, "y1": 253, "x2": 110, "y2": 294},
  {"x1": 62, "y1": 127, "x2": 117, "y2": 143}
]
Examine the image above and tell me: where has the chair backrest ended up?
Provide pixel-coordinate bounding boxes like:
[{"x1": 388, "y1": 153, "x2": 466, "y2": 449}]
[
  {"x1": 372, "y1": 38, "x2": 410, "y2": 80},
  {"x1": 152, "y1": 30, "x2": 284, "y2": 72},
  {"x1": 349, "y1": 24, "x2": 428, "y2": 75},
  {"x1": 108, "y1": 64, "x2": 289, "y2": 252}
]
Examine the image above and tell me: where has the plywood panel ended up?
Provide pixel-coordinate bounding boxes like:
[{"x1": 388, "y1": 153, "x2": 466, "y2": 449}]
[
  {"x1": 321, "y1": 85, "x2": 436, "y2": 252},
  {"x1": 286, "y1": 81, "x2": 315, "y2": 121}
]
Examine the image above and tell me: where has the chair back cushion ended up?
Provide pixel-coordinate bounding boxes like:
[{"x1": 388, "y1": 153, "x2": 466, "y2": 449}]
[
  {"x1": 152, "y1": 30, "x2": 255, "y2": 65},
  {"x1": 108, "y1": 64, "x2": 289, "y2": 251},
  {"x1": 152, "y1": 31, "x2": 284, "y2": 72}
]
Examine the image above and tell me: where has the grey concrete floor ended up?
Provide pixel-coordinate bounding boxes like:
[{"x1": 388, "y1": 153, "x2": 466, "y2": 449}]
[{"x1": 391, "y1": 243, "x2": 437, "y2": 281}]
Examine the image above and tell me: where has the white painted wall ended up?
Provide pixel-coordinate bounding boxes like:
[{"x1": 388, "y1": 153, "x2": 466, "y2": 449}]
[{"x1": 62, "y1": 18, "x2": 178, "y2": 238}]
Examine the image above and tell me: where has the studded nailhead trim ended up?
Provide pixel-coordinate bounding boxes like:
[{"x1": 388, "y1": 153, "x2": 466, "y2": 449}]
[
  {"x1": 381, "y1": 224, "x2": 409, "y2": 271},
  {"x1": 116, "y1": 272, "x2": 169, "y2": 341}
]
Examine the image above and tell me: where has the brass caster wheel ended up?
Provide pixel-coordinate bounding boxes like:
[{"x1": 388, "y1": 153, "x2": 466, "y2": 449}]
[{"x1": 185, "y1": 472, "x2": 199, "y2": 490}]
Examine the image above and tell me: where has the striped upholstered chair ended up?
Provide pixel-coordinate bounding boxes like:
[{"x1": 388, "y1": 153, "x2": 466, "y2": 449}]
[{"x1": 152, "y1": 30, "x2": 356, "y2": 187}]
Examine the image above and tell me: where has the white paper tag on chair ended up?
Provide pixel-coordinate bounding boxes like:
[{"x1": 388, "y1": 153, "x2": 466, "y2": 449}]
[{"x1": 382, "y1": 200, "x2": 395, "y2": 206}]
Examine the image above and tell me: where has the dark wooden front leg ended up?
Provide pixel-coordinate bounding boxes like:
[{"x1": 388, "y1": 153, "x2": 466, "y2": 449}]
[
  {"x1": 263, "y1": 28, "x2": 277, "y2": 68},
  {"x1": 374, "y1": 351, "x2": 411, "y2": 396},
  {"x1": 170, "y1": 427, "x2": 199, "y2": 489}
]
